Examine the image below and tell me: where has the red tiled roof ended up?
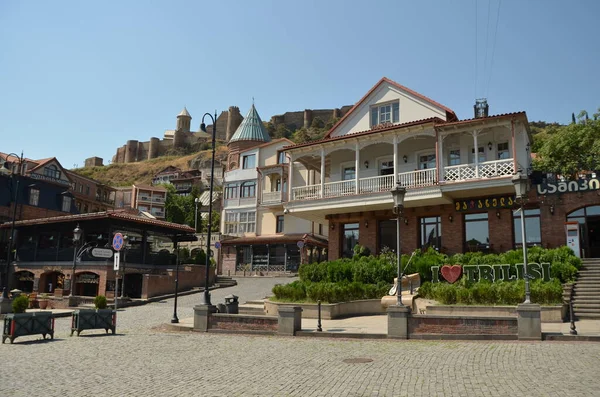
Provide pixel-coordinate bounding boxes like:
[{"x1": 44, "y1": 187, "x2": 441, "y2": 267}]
[
  {"x1": 220, "y1": 233, "x2": 328, "y2": 248},
  {"x1": 284, "y1": 117, "x2": 443, "y2": 151},
  {"x1": 434, "y1": 112, "x2": 527, "y2": 129},
  {"x1": 323, "y1": 77, "x2": 458, "y2": 139},
  {"x1": 0, "y1": 209, "x2": 194, "y2": 233}
]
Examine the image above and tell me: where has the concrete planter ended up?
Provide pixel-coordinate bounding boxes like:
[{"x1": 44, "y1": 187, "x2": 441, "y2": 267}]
[
  {"x1": 424, "y1": 304, "x2": 563, "y2": 323},
  {"x1": 2, "y1": 312, "x2": 54, "y2": 344},
  {"x1": 265, "y1": 299, "x2": 385, "y2": 320},
  {"x1": 71, "y1": 309, "x2": 116, "y2": 336}
]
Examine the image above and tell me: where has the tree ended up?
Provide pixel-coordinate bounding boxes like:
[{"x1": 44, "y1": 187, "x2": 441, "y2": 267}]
[
  {"x1": 199, "y1": 211, "x2": 220, "y2": 233},
  {"x1": 533, "y1": 110, "x2": 600, "y2": 179}
]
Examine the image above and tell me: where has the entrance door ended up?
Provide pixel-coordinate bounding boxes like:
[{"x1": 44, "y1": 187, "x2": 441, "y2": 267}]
[{"x1": 588, "y1": 216, "x2": 600, "y2": 258}]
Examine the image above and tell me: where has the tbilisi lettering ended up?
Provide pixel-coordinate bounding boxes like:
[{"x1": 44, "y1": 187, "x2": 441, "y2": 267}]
[
  {"x1": 536, "y1": 178, "x2": 600, "y2": 195},
  {"x1": 431, "y1": 263, "x2": 551, "y2": 283}
]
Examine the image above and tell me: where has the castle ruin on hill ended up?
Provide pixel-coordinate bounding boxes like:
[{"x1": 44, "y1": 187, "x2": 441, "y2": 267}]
[{"x1": 83, "y1": 104, "x2": 352, "y2": 167}]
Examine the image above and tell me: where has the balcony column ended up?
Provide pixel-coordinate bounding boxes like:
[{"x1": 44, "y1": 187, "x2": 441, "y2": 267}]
[
  {"x1": 472, "y1": 130, "x2": 480, "y2": 178},
  {"x1": 320, "y1": 148, "x2": 325, "y2": 198},
  {"x1": 393, "y1": 136, "x2": 399, "y2": 183},
  {"x1": 511, "y1": 118, "x2": 518, "y2": 172},
  {"x1": 288, "y1": 153, "x2": 294, "y2": 201},
  {"x1": 355, "y1": 141, "x2": 360, "y2": 194},
  {"x1": 437, "y1": 133, "x2": 444, "y2": 182}
]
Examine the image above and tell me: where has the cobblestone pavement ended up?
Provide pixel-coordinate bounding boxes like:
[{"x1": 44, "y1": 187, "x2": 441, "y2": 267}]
[{"x1": 2, "y1": 277, "x2": 600, "y2": 397}]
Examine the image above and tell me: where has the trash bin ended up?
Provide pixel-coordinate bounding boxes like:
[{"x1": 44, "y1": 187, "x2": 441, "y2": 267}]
[
  {"x1": 224, "y1": 294, "x2": 239, "y2": 314},
  {"x1": 216, "y1": 303, "x2": 226, "y2": 313}
]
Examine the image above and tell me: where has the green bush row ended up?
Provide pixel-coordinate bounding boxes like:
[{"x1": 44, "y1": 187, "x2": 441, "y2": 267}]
[
  {"x1": 272, "y1": 281, "x2": 391, "y2": 304},
  {"x1": 417, "y1": 278, "x2": 563, "y2": 305},
  {"x1": 299, "y1": 255, "x2": 396, "y2": 285}
]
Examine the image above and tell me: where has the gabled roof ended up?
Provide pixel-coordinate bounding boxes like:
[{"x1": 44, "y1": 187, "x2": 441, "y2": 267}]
[
  {"x1": 323, "y1": 77, "x2": 458, "y2": 139},
  {"x1": 229, "y1": 104, "x2": 271, "y2": 143}
]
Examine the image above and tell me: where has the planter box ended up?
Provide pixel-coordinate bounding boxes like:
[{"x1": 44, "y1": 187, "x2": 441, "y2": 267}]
[
  {"x1": 2, "y1": 312, "x2": 55, "y2": 344},
  {"x1": 425, "y1": 305, "x2": 563, "y2": 323},
  {"x1": 265, "y1": 299, "x2": 385, "y2": 320},
  {"x1": 71, "y1": 309, "x2": 116, "y2": 336}
]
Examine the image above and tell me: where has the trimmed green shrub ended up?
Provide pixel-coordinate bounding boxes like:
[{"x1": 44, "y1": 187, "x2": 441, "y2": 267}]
[
  {"x1": 94, "y1": 295, "x2": 107, "y2": 309},
  {"x1": 12, "y1": 295, "x2": 29, "y2": 313},
  {"x1": 272, "y1": 281, "x2": 307, "y2": 302}
]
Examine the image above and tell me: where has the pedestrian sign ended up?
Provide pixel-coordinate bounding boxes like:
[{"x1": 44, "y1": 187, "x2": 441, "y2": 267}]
[{"x1": 112, "y1": 233, "x2": 124, "y2": 251}]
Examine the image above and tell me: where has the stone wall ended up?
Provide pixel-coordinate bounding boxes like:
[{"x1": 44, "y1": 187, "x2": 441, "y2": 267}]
[
  {"x1": 141, "y1": 265, "x2": 215, "y2": 299},
  {"x1": 408, "y1": 315, "x2": 518, "y2": 337},
  {"x1": 209, "y1": 314, "x2": 278, "y2": 332}
]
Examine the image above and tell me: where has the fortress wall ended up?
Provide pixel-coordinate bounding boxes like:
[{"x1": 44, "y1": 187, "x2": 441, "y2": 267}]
[
  {"x1": 125, "y1": 140, "x2": 138, "y2": 163},
  {"x1": 148, "y1": 137, "x2": 160, "y2": 160},
  {"x1": 137, "y1": 141, "x2": 150, "y2": 162}
]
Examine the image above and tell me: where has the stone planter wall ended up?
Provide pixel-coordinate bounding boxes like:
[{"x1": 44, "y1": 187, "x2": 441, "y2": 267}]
[
  {"x1": 264, "y1": 299, "x2": 385, "y2": 319},
  {"x1": 425, "y1": 305, "x2": 563, "y2": 323},
  {"x1": 408, "y1": 315, "x2": 518, "y2": 339}
]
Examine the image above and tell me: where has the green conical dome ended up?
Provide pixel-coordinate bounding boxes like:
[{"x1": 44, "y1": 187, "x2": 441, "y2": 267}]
[{"x1": 229, "y1": 104, "x2": 271, "y2": 143}]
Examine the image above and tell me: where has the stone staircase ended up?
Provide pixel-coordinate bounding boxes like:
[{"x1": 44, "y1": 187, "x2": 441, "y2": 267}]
[
  {"x1": 215, "y1": 276, "x2": 237, "y2": 288},
  {"x1": 573, "y1": 258, "x2": 600, "y2": 320}
]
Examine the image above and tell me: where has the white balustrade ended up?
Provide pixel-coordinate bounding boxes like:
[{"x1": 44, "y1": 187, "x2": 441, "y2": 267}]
[
  {"x1": 292, "y1": 185, "x2": 321, "y2": 200},
  {"x1": 359, "y1": 174, "x2": 395, "y2": 194},
  {"x1": 444, "y1": 159, "x2": 513, "y2": 182},
  {"x1": 262, "y1": 191, "x2": 282, "y2": 203},
  {"x1": 324, "y1": 180, "x2": 355, "y2": 198},
  {"x1": 397, "y1": 168, "x2": 437, "y2": 188}
]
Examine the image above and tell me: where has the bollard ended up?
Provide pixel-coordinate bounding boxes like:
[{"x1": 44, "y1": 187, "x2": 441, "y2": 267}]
[
  {"x1": 317, "y1": 300, "x2": 322, "y2": 332},
  {"x1": 409, "y1": 280, "x2": 413, "y2": 295},
  {"x1": 569, "y1": 299, "x2": 577, "y2": 335},
  {"x1": 228, "y1": 270, "x2": 230, "y2": 277}
]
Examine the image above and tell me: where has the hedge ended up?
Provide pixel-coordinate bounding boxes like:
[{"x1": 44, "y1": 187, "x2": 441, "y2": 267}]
[{"x1": 271, "y1": 280, "x2": 390, "y2": 303}]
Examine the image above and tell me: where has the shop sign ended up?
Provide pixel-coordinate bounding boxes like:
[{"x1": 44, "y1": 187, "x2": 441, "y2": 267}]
[
  {"x1": 454, "y1": 195, "x2": 515, "y2": 212},
  {"x1": 431, "y1": 263, "x2": 551, "y2": 283},
  {"x1": 76, "y1": 274, "x2": 99, "y2": 284},
  {"x1": 29, "y1": 172, "x2": 71, "y2": 186},
  {"x1": 536, "y1": 178, "x2": 600, "y2": 195}
]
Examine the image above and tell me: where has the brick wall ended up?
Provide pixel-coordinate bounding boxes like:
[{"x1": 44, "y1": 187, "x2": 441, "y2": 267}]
[
  {"x1": 221, "y1": 246, "x2": 237, "y2": 275},
  {"x1": 209, "y1": 314, "x2": 278, "y2": 332},
  {"x1": 141, "y1": 265, "x2": 215, "y2": 299},
  {"x1": 0, "y1": 203, "x2": 68, "y2": 222},
  {"x1": 408, "y1": 315, "x2": 518, "y2": 336}
]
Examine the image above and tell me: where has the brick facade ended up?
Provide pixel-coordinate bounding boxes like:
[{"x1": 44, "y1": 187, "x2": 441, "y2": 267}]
[{"x1": 408, "y1": 315, "x2": 518, "y2": 336}]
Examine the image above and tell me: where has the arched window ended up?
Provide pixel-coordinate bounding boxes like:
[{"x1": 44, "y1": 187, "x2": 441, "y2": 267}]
[
  {"x1": 240, "y1": 181, "x2": 256, "y2": 198},
  {"x1": 44, "y1": 164, "x2": 61, "y2": 179}
]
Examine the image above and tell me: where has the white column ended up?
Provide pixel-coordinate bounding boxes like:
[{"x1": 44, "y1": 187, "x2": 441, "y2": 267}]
[
  {"x1": 355, "y1": 141, "x2": 360, "y2": 194},
  {"x1": 320, "y1": 148, "x2": 325, "y2": 198},
  {"x1": 393, "y1": 135, "x2": 399, "y2": 184},
  {"x1": 473, "y1": 131, "x2": 479, "y2": 178},
  {"x1": 288, "y1": 153, "x2": 294, "y2": 201},
  {"x1": 437, "y1": 133, "x2": 444, "y2": 182}
]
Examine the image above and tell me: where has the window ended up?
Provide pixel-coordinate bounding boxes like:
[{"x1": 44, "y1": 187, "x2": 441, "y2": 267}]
[
  {"x1": 240, "y1": 181, "x2": 256, "y2": 198},
  {"x1": 44, "y1": 165, "x2": 61, "y2": 179},
  {"x1": 497, "y1": 142, "x2": 510, "y2": 160},
  {"x1": 61, "y1": 196, "x2": 72, "y2": 212},
  {"x1": 277, "y1": 152, "x2": 287, "y2": 164},
  {"x1": 29, "y1": 188, "x2": 40, "y2": 206},
  {"x1": 276, "y1": 215, "x2": 284, "y2": 233},
  {"x1": 380, "y1": 160, "x2": 394, "y2": 176},
  {"x1": 342, "y1": 223, "x2": 359, "y2": 258},
  {"x1": 419, "y1": 154, "x2": 436, "y2": 170},
  {"x1": 513, "y1": 208, "x2": 541, "y2": 247},
  {"x1": 448, "y1": 149, "x2": 461, "y2": 166},
  {"x1": 79, "y1": 184, "x2": 83, "y2": 193},
  {"x1": 420, "y1": 216, "x2": 442, "y2": 251},
  {"x1": 274, "y1": 178, "x2": 281, "y2": 192},
  {"x1": 225, "y1": 184, "x2": 238, "y2": 199},
  {"x1": 470, "y1": 146, "x2": 486, "y2": 163},
  {"x1": 242, "y1": 154, "x2": 256, "y2": 169},
  {"x1": 342, "y1": 166, "x2": 356, "y2": 181},
  {"x1": 464, "y1": 213, "x2": 489, "y2": 252},
  {"x1": 225, "y1": 211, "x2": 256, "y2": 235},
  {"x1": 86, "y1": 185, "x2": 90, "y2": 195},
  {"x1": 378, "y1": 219, "x2": 397, "y2": 253},
  {"x1": 371, "y1": 102, "x2": 400, "y2": 126}
]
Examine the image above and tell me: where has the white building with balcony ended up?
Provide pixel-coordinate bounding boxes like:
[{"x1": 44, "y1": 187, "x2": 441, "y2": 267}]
[
  {"x1": 220, "y1": 104, "x2": 327, "y2": 275},
  {"x1": 284, "y1": 77, "x2": 532, "y2": 259}
]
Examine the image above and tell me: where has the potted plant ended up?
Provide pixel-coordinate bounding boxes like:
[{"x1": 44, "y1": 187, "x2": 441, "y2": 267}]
[
  {"x1": 38, "y1": 294, "x2": 49, "y2": 310},
  {"x1": 70, "y1": 295, "x2": 116, "y2": 336},
  {"x1": 2, "y1": 296, "x2": 54, "y2": 344}
]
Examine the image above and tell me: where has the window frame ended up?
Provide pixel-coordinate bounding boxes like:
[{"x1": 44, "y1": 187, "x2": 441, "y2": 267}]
[
  {"x1": 370, "y1": 101, "x2": 400, "y2": 127},
  {"x1": 448, "y1": 148, "x2": 461, "y2": 166},
  {"x1": 44, "y1": 165, "x2": 61, "y2": 179},
  {"x1": 240, "y1": 181, "x2": 256, "y2": 198},
  {"x1": 341, "y1": 222, "x2": 360, "y2": 258},
  {"x1": 497, "y1": 142, "x2": 510, "y2": 160},
  {"x1": 29, "y1": 188, "x2": 40, "y2": 206},
  {"x1": 512, "y1": 208, "x2": 541, "y2": 248},
  {"x1": 61, "y1": 196, "x2": 72, "y2": 212},
  {"x1": 464, "y1": 212, "x2": 490, "y2": 252},
  {"x1": 276, "y1": 215, "x2": 284, "y2": 233},
  {"x1": 419, "y1": 216, "x2": 442, "y2": 251},
  {"x1": 242, "y1": 154, "x2": 256, "y2": 169}
]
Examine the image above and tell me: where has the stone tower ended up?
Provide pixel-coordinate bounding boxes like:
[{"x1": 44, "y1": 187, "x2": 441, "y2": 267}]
[{"x1": 176, "y1": 107, "x2": 192, "y2": 133}]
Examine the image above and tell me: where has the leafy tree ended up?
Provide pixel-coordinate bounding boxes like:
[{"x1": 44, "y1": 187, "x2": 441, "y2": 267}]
[
  {"x1": 274, "y1": 123, "x2": 291, "y2": 139},
  {"x1": 199, "y1": 211, "x2": 220, "y2": 233},
  {"x1": 533, "y1": 109, "x2": 600, "y2": 179}
]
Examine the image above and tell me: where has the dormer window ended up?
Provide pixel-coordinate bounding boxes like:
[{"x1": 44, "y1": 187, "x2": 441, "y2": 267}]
[
  {"x1": 371, "y1": 101, "x2": 399, "y2": 127},
  {"x1": 44, "y1": 164, "x2": 61, "y2": 179}
]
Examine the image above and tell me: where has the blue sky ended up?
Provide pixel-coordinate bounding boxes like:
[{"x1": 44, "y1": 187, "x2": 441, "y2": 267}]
[{"x1": 1, "y1": 0, "x2": 598, "y2": 169}]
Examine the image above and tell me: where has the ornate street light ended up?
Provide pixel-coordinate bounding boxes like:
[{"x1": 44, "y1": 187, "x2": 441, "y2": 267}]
[
  {"x1": 120, "y1": 235, "x2": 129, "y2": 299},
  {"x1": 390, "y1": 182, "x2": 407, "y2": 306},
  {"x1": 69, "y1": 224, "x2": 82, "y2": 299},
  {"x1": 194, "y1": 197, "x2": 201, "y2": 233},
  {"x1": 199, "y1": 111, "x2": 218, "y2": 306},
  {"x1": 1, "y1": 152, "x2": 23, "y2": 299},
  {"x1": 512, "y1": 170, "x2": 531, "y2": 304}
]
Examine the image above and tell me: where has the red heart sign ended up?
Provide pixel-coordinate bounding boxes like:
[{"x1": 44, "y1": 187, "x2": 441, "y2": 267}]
[{"x1": 441, "y1": 264, "x2": 462, "y2": 284}]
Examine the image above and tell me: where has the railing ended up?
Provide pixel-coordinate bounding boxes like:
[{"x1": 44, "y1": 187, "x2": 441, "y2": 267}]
[
  {"x1": 139, "y1": 196, "x2": 151, "y2": 202},
  {"x1": 444, "y1": 159, "x2": 513, "y2": 182},
  {"x1": 324, "y1": 180, "x2": 355, "y2": 198},
  {"x1": 292, "y1": 185, "x2": 321, "y2": 200},
  {"x1": 359, "y1": 174, "x2": 395, "y2": 194},
  {"x1": 262, "y1": 191, "x2": 283, "y2": 203},
  {"x1": 398, "y1": 169, "x2": 437, "y2": 188}
]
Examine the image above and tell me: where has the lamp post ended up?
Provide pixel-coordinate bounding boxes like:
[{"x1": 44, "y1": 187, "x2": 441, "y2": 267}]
[
  {"x1": 1, "y1": 152, "x2": 23, "y2": 299},
  {"x1": 194, "y1": 197, "x2": 201, "y2": 233},
  {"x1": 120, "y1": 235, "x2": 129, "y2": 299},
  {"x1": 390, "y1": 182, "x2": 407, "y2": 306},
  {"x1": 70, "y1": 224, "x2": 83, "y2": 299},
  {"x1": 199, "y1": 111, "x2": 218, "y2": 306},
  {"x1": 512, "y1": 170, "x2": 531, "y2": 304},
  {"x1": 171, "y1": 238, "x2": 180, "y2": 323}
]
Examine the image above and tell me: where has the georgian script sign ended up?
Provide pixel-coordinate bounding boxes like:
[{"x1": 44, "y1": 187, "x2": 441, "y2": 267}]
[
  {"x1": 432, "y1": 263, "x2": 552, "y2": 283},
  {"x1": 536, "y1": 178, "x2": 600, "y2": 196},
  {"x1": 454, "y1": 195, "x2": 515, "y2": 212},
  {"x1": 29, "y1": 172, "x2": 71, "y2": 186}
]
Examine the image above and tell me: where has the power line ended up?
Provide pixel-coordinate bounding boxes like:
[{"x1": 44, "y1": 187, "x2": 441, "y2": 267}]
[
  {"x1": 485, "y1": 0, "x2": 502, "y2": 98},
  {"x1": 482, "y1": 0, "x2": 492, "y2": 98}
]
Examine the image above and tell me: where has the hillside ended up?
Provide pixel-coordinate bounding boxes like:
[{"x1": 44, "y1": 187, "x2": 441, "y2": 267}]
[{"x1": 73, "y1": 146, "x2": 228, "y2": 186}]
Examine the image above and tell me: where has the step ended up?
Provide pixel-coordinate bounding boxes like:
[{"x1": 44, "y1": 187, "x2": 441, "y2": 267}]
[
  {"x1": 244, "y1": 300, "x2": 267, "y2": 305},
  {"x1": 573, "y1": 288, "x2": 600, "y2": 294},
  {"x1": 574, "y1": 313, "x2": 600, "y2": 320},
  {"x1": 575, "y1": 280, "x2": 600, "y2": 283},
  {"x1": 573, "y1": 303, "x2": 600, "y2": 309},
  {"x1": 238, "y1": 305, "x2": 266, "y2": 315},
  {"x1": 573, "y1": 297, "x2": 600, "y2": 302},
  {"x1": 573, "y1": 307, "x2": 600, "y2": 313}
]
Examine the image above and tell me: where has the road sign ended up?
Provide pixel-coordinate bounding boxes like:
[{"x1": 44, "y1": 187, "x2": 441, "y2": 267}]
[
  {"x1": 91, "y1": 248, "x2": 113, "y2": 259},
  {"x1": 112, "y1": 233, "x2": 124, "y2": 251},
  {"x1": 215, "y1": 241, "x2": 221, "y2": 249},
  {"x1": 114, "y1": 252, "x2": 120, "y2": 271},
  {"x1": 297, "y1": 241, "x2": 304, "y2": 249}
]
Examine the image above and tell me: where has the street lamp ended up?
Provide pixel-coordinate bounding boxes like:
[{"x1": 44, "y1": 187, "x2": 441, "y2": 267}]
[
  {"x1": 194, "y1": 197, "x2": 201, "y2": 233},
  {"x1": 70, "y1": 224, "x2": 83, "y2": 299},
  {"x1": 390, "y1": 182, "x2": 407, "y2": 306},
  {"x1": 171, "y1": 238, "x2": 180, "y2": 323},
  {"x1": 199, "y1": 111, "x2": 218, "y2": 306},
  {"x1": 512, "y1": 170, "x2": 531, "y2": 304},
  {"x1": 120, "y1": 235, "x2": 129, "y2": 299},
  {"x1": 1, "y1": 152, "x2": 23, "y2": 299}
]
